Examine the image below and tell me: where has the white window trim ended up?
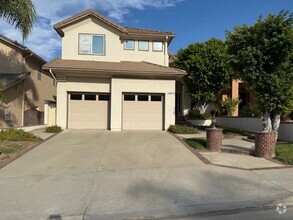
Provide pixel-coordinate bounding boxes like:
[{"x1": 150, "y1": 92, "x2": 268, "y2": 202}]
[
  {"x1": 138, "y1": 40, "x2": 149, "y2": 51},
  {"x1": 124, "y1": 39, "x2": 135, "y2": 50},
  {"x1": 153, "y1": 41, "x2": 163, "y2": 52},
  {"x1": 79, "y1": 33, "x2": 105, "y2": 56}
]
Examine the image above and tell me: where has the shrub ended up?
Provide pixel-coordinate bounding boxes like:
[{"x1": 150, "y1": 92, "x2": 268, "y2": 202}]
[
  {"x1": 45, "y1": 125, "x2": 62, "y2": 133},
  {"x1": 0, "y1": 129, "x2": 41, "y2": 141},
  {"x1": 239, "y1": 104, "x2": 262, "y2": 117},
  {"x1": 168, "y1": 125, "x2": 199, "y2": 134},
  {"x1": 0, "y1": 144, "x2": 23, "y2": 154},
  {"x1": 188, "y1": 110, "x2": 211, "y2": 120},
  {"x1": 221, "y1": 97, "x2": 241, "y2": 116}
]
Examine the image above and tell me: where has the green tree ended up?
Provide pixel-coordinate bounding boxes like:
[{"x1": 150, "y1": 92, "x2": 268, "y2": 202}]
[
  {"x1": 226, "y1": 11, "x2": 293, "y2": 135},
  {"x1": 174, "y1": 38, "x2": 231, "y2": 113},
  {"x1": 0, "y1": 0, "x2": 36, "y2": 40}
]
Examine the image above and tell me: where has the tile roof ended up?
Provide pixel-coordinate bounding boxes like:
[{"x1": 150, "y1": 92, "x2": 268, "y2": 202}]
[
  {"x1": 54, "y1": 9, "x2": 175, "y2": 39},
  {"x1": 43, "y1": 58, "x2": 186, "y2": 78},
  {"x1": 0, "y1": 35, "x2": 46, "y2": 63},
  {"x1": 0, "y1": 72, "x2": 30, "y2": 91}
]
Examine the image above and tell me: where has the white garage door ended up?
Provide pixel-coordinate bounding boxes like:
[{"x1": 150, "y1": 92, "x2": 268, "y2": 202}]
[
  {"x1": 122, "y1": 94, "x2": 164, "y2": 130},
  {"x1": 68, "y1": 93, "x2": 110, "y2": 129}
]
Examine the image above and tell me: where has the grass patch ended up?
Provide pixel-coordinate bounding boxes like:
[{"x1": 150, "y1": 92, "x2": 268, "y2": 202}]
[
  {"x1": 222, "y1": 127, "x2": 252, "y2": 136},
  {"x1": 0, "y1": 129, "x2": 42, "y2": 141},
  {"x1": 275, "y1": 143, "x2": 293, "y2": 165},
  {"x1": 185, "y1": 138, "x2": 208, "y2": 151},
  {"x1": 45, "y1": 125, "x2": 62, "y2": 133},
  {"x1": 168, "y1": 125, "x2": 199, "y2": 134},
  {"x1": 0, "y1": 143, "x2": 23, "y2": 154}
]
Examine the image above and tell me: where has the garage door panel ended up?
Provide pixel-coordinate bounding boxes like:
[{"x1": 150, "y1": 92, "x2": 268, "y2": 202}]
[
  {"x1": 122, "y1": 94, "x2": 163, "y2": 130},
  {"x1": 68, "y1": 94, "x2": 109, "y2": 129}
]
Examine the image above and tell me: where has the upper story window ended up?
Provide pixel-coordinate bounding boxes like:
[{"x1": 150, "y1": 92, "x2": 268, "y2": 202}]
[
  {"x1": 153, "y1": 41, "x2": 163, "y2": 52},
  {"x1": 79, "y1": 34, "x2": 105, "y2": 55},
  {"x1": 138, "y1": 40, "x2": 149, "y2": 51},
  {"x1": 124, "y1": 40, "x2": 135, "y2": 50}
]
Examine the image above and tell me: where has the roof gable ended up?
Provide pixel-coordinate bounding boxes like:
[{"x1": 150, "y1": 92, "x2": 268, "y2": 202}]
[
  {"x1": 54, "y1": 9, "x2": 175, "y2": 41},
  {"x1": 54, "y1": 9, "x2": 127, "y2": 37}
]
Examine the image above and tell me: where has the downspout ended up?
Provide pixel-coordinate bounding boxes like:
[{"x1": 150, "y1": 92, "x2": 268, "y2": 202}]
[
  {"x1": 49, "y1": 69, "x2": 57, "y2": 86},
  {"x1": 21, "y1": 80, "x2": 25, "y2": 126},
  {"x1": 21, "y1": 51, "x2": 33, "y2": 126}
]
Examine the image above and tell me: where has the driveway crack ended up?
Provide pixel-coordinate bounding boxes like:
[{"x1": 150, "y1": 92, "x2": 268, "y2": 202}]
[{"x1": 82, "y1": 132, "x2": 109, "y2": 219}]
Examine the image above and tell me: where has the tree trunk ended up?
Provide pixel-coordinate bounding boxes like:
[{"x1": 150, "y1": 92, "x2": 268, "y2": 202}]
[
  {"x1": 263, "y1": 112, "x2": 272, "y2": 132},
  {"x1": 198, "y1": 102, "x2": 208, "y2": 114},
  {"x1": 271, "y1": 114, "x2": 280, "y2": 141}
]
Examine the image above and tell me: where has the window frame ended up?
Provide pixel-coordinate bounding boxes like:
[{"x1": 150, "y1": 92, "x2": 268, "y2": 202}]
[
  {"x1": 152, "y1": 41, "x2": 163, "y2": 52},
  {"x1": 78, "y1": 33, "x2": 105, "y2": 56},
  {"x1": 138, "y1": 40, "x2": 149, "y2": 51},
  {"x1": 124, "y1": 39, "x2": 135, "y2": 50}
]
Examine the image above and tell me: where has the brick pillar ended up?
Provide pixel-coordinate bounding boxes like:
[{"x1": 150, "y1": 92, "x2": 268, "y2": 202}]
[
  {"x1": 255, "y1": 132, "x2": 276, "y2": 158},
  {"x1": 206, "y1": 128, "x2": 223, "y2": 152}
]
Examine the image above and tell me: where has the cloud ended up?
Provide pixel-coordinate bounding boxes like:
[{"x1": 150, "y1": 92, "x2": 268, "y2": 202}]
[{"x1": 0, "y1": 0, "x2": 183, "y2": 61}]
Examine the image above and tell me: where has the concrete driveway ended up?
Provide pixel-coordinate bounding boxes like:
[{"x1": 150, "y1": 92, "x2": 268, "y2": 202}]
[{"x1": 0, "y1": 130, "x2": 292, "y2": 220}]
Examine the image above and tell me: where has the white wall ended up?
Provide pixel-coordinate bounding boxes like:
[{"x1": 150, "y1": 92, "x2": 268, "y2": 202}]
[
  {"x1": 62, "y1": 18, "x2": 121, "y2": 62},
  {"x1": 111, "y1": 78, "x2": 175, "y2": 131},
  {"x1": 56, "y1": 77, "x2": 111, "y2": 128},
  {"x1": 216, "y1": 117, "x2": 293, "y2": 142}
]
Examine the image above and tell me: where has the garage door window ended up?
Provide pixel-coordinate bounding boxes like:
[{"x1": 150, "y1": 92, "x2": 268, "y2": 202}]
[
  {"x1": 124, "y1": 95, "x2": 135, "y2": 101},
  {"x1": 151, "y1": 95, "x2": 162, "y2": 101},
  {"x1": 99, "y1": 95, "x2": 110, "y2": 101},
  {"x1": 138, "y1": 95, "x2": 149, "y2": 101},
  {"x1": 85, "y1": 94, "x2": 96, "y2": 101},
  {"x1": 70, "y1": 94, "x2": 82, "y2": 100}
]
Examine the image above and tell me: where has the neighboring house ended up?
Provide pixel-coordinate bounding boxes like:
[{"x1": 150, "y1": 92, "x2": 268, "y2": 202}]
[
  {"x1": 0, "y1": 35, "x2": 56, "y2": 128},
  {"x1": 44, "y1": 9, "x2": 188, "y2": 130}
]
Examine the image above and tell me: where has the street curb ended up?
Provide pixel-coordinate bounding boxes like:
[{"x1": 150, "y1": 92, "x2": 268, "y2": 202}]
[{"x1": 0, "y1": 131, "x2": 62, "y2": 170}]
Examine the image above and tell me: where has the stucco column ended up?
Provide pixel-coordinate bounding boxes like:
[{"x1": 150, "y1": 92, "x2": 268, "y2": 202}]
[{"x1": 231, "y1": 79, "x2": 239, "y2": 116}]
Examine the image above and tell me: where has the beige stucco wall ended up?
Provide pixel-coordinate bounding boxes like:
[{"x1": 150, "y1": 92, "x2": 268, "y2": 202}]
[
  {"x1": 25, "y1": 57, "x2": 56, "y2": 111},
  {"x1": 62, "y1": 18, "x2": 121, "y2": 62},
  {"x1": 111, "y1": 78, "x2": 175, "y2": 131},
  {"x1": 0, "y1": 81, "x2": 24, "y2": 128},
  {"x1": 121, "y1": 40, "x2": 168, "y2": 66},
  {"x1": 56, "y1": 76, "x2": 175, "y2": 130},
  {"x1": 0, "y1": 42, "x2": 24, "y2": 73},
  {"x1": 56, "y1": 76, "x2": 111, "y2": 128},
  {"x1": 61, "y1": 17, "x2": 169, "y2": 66}
]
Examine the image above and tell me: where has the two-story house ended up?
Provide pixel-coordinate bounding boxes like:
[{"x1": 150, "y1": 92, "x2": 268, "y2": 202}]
[
  {"x1": 0, "y1": 35, "x2": 56, "y2": 128},
  {"x1": 44, "y1": 9, "x2": 186, "y2": 131}
]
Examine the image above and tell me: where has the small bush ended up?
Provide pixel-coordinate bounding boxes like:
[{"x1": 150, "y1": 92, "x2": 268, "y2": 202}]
[
  {"x1": 45, "y1": 125, "x2": 62, "y2": 133},
  {"x1": 239, "y1": 105, "x2": 262, "y2": 117},
  {"x1": 168, "y1": 125, "x2": 199, "y2": 134},
  {"x1": 0, "y1": 129, "x2": 41, "y2": 141},
  {"x1": 221, "y1": 97, "x2": 241, "y2": 116},
  {"x1": 188, "y1": 110, "x2": 211, "y2": 120},
  {"x1": 0, "y1": 144, "x2": 23, "y2": 154}
]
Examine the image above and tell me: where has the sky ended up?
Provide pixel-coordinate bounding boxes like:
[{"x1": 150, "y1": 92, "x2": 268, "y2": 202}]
[{"x1": 0, "y1": 0, "x2": 292, "y2": 61}]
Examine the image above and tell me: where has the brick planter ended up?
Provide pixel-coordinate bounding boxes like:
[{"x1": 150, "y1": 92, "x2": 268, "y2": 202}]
[
  {"x1": 255, "y1": 132, "x2": 276, "y2": 158},
  {"x1": 206, "y1": 128, "x2": 223, "y2": 152}
]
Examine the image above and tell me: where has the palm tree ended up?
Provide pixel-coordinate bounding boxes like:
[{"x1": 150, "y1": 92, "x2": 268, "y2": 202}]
[{"x1": 0, "y1": 0, "x2": 36, "y2": 40}]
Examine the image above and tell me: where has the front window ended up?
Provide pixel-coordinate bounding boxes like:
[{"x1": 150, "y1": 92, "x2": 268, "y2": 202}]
[
  {"x1": 153, "y1": 42, "x2": 163, "y2": 52},
  {"x1": 79, "y1": 34, "x2": 105, "y2": 55},
  {"x1": 124, "y1": 40, "x2": 135, "y2": 50},
  {"x1": 138, "y1": 41, "x2": 149, "y2": 51}
]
